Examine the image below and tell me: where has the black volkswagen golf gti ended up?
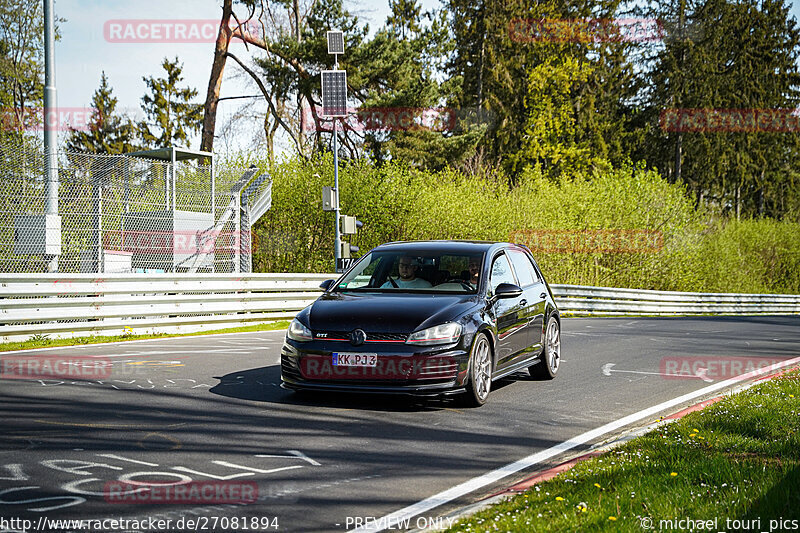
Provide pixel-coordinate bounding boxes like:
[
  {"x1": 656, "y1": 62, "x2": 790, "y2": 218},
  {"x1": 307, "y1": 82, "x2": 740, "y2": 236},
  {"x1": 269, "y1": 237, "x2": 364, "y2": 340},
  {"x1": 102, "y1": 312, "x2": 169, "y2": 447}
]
[{"x1": 281, "y1": 241, "x2": 560, "y2": 406}]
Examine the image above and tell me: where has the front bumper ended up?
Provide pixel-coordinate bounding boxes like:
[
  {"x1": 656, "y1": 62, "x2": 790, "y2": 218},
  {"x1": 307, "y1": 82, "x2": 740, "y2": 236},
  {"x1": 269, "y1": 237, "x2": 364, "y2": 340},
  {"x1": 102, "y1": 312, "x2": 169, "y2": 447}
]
[{"x1": 280, "y1": 338, "x2": 470, "y2": 396}]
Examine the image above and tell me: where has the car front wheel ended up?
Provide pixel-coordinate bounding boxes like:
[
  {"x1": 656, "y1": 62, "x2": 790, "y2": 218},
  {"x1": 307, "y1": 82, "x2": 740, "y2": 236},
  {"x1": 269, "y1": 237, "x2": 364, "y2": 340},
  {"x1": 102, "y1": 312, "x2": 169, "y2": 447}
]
[
  {"x1": 460, "y1": 332, "x2": 492, "y2": 407},
  {"x1": 530, "y1": 316, "x2": 560, "y2": 380}
]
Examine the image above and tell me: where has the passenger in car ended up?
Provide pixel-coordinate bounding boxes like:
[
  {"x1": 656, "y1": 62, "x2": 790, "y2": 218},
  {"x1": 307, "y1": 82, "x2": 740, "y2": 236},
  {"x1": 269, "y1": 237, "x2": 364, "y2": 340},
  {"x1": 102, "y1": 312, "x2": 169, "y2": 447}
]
[
  {"x1": 381, "y1": 256, "x2": 433, "y2": 289},
  {"x1": 466, "y1": 257, "x2": 481, "y2": 287}
]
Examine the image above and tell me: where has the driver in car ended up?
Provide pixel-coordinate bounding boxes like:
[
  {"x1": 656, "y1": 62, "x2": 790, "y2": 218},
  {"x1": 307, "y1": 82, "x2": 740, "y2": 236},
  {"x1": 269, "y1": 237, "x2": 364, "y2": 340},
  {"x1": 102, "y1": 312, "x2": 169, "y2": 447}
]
[{"x1": 381, "y1": 256, "x2": 433, "y2": 289}]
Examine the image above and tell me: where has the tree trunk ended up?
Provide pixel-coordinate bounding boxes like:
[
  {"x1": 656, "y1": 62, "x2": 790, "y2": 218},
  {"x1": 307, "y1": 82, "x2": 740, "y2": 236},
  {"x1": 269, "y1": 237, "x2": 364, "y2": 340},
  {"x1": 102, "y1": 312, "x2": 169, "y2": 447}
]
[
  {"x1": 200, "y1": 0, "x2": 233, "y2": 153},
  {"x1": 735, "y1": 183, "x2": 741, "y2": 220},
  {"x1": 294, "y1": 0, "x2": 305, "y2": 155}
]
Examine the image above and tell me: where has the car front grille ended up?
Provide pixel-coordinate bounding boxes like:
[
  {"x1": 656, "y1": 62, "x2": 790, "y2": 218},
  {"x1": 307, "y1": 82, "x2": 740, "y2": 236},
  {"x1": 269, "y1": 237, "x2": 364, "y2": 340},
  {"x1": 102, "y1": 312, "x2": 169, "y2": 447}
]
[{"x1": 315, "y1": 331, "x2": 408, "y2": 343}]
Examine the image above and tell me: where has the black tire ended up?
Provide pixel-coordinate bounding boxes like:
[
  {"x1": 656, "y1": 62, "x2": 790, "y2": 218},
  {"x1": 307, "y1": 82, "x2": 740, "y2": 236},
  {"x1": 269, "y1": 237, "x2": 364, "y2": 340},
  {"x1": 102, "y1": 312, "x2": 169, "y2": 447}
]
[
  {"x1": 459, "y1": 332, "x2": 492, "y2": 407},
  {"x1": 530, "y1": 316, "x2": 560, "y2": 380}
]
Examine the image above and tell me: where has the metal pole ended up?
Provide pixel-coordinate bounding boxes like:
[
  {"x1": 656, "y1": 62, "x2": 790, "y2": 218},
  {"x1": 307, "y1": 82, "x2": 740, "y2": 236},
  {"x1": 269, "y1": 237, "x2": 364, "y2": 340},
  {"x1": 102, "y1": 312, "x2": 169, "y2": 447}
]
[
  {"x1": 210, "y1": 155, "x2": 215, "y2": 272},
  {"x1": 333, "y1": 117, "x2": 340, "y2": 268},
  {"x1": 43, "y1": 0, "x2": 58, "y2": 272}
]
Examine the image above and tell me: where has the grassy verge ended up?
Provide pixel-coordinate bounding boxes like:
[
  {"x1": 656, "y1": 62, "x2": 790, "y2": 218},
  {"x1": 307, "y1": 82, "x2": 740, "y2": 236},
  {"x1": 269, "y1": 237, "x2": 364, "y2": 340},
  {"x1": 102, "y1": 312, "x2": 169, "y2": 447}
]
[
  {"x1": 0, "y1": 321, "x2": 290, "y2": 353},
  {"x1": 445, "y1": 370, "x2": 800, "y2": 532}
]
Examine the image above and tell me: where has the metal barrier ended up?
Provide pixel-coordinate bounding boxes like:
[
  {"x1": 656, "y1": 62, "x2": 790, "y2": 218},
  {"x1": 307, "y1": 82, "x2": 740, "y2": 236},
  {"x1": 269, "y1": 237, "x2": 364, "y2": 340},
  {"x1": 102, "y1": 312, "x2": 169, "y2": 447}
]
[
  {"x1": 0, "y1": 275, "x2": 798, "y2": 342},
  {"x1": 0, "y1": 273, "x2": 330, "y2": 342},
  {"x1": 552, "y1": 284, "x2": 800, "y2": 316}
]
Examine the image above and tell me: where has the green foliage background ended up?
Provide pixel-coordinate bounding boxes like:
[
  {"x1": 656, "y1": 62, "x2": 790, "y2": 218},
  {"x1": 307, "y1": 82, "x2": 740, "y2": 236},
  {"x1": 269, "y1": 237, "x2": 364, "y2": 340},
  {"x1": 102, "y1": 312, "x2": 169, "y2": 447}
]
[{"x1": 244, "y1": 154, "x2": 800, "y2": 294}]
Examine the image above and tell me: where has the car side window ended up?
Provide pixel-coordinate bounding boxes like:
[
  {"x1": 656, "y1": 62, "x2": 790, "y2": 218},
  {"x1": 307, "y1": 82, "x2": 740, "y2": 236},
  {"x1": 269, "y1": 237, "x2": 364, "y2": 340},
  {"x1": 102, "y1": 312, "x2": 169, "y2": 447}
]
[
  {"x1": 489, "y1": 253, "x2": 516, "y2": 293},
  {"x1": 508, "y1": 250, "x2": 539, "y2": 287}
]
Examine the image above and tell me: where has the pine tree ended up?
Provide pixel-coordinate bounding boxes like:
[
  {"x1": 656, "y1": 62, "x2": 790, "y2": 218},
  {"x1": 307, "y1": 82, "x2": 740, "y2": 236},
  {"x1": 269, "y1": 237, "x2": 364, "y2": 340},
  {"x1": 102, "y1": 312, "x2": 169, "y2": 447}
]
[
  {"x1": 139, "y1": 57, "x2": 203, "y2": 149},
  {"x1": 387, "y1": 0, "x2": 422, "y2": 39},
  {"x1": 65, "y1": 72, "x2": 138, "y2": 154},
  {"x1": 445, "y1": 0, "x2": 642, "y2": 177},
  {"x1": 643, "y1": 0, "x2": 800, "y2": 218}
]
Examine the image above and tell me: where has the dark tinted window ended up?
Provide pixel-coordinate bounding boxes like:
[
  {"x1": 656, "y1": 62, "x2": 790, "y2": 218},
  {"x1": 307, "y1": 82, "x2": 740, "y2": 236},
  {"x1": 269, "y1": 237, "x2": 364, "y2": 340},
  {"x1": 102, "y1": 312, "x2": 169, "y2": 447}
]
[
  {"x1": 508, "y1": 249, "x2": 539, "y2": 287},
  {"x1": 490, "y1": 253, "x2": 516, "y2": 292}
]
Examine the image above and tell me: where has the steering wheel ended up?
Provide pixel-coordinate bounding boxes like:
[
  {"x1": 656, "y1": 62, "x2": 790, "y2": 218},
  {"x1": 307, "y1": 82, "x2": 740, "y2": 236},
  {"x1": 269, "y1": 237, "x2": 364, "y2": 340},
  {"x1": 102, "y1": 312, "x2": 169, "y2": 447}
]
[{"x1": 444, "y1": 278, "x2": 474, "y2": 290}]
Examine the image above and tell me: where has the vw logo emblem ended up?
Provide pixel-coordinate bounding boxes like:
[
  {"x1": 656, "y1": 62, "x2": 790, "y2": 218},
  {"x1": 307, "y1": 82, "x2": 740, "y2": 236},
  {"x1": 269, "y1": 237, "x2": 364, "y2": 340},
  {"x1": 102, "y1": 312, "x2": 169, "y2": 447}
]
[{"x1": 350, "y1": 329, "x2": 367, "y2": 346}]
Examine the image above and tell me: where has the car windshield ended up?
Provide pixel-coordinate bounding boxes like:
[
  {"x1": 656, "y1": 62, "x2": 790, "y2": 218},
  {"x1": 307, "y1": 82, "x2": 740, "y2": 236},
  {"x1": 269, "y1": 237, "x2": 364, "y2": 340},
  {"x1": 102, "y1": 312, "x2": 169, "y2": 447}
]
[{"x1": 334, "y1": 250, "x2": 484, "y2": 293}]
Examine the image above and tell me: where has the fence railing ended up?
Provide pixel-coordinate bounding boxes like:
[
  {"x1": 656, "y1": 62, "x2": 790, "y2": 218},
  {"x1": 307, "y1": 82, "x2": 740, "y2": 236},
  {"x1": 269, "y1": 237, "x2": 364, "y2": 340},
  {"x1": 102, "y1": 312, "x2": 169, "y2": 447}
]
[
  {"x1": 1, "y1": 274, "x2": 798, "y2": 342},
  {"x1": 552, "y1": 284, "x2": 800, "y2": 315}
]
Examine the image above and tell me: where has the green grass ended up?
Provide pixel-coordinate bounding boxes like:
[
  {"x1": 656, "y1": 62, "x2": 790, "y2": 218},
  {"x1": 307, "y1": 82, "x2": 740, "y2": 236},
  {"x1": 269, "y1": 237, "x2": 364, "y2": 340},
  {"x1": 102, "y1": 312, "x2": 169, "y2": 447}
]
[
  {"x1": 445, "y1": 370, "x2": 800, "y2": 532},
  {"x1": 0, "y1": 321, "x2": 290, "y2": 353}
]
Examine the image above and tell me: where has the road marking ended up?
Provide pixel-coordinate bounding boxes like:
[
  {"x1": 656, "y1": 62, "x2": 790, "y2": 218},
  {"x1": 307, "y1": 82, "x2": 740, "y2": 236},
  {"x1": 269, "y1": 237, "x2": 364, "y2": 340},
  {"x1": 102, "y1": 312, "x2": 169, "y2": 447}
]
[
  {"x1": 212, "y1": 462, "x2": 304, "y2": 475},
  {"x1": 95, "y1": 454, "x2": 158, "y2": 466},
  {"x1": 348, "y1": 354, "x2": 800, "y2": 533},
  {"x1": 601, "y1": 363, "x2": 712, "y2": 382},
  {"x1": 34, "y1": 420, "x2": 140, "y2": 429},
  {"x1": 0, "y1": 329, "x2": 287, "y2": 355},
  {"x1": 254, "y1": 450, "x2": 322, "y2": 466}
]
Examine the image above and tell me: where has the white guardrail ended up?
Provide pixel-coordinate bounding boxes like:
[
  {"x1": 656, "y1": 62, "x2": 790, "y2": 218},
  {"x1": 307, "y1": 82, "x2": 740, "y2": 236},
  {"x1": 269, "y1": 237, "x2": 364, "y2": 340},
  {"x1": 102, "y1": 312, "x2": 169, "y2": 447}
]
[{"x1": 0, "y1": 274, "x2": 798, "y2": 342}]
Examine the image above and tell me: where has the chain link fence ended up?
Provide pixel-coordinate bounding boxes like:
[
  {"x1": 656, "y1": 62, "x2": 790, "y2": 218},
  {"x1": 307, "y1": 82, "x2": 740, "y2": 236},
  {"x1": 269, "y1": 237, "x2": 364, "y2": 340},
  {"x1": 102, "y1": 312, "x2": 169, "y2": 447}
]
[{"x1": 0, "y1": 138, "x2": 261, "y2": 274}]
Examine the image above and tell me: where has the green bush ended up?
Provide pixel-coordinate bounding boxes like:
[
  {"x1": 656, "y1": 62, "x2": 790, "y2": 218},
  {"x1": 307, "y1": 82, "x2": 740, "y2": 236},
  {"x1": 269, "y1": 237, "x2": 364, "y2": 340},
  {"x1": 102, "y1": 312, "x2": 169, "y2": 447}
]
[{"x1": 245, "y1": 154, "x2": 800, "y2": 294}]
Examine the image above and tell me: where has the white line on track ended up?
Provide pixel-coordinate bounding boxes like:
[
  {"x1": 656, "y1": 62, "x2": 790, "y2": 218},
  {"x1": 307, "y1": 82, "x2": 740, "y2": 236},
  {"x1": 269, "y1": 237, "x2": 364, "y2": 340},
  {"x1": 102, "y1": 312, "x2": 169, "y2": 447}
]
[
  {"x1": 0, "y1": 329, "x2": 287, "y2": 355},
  {"x1": 348, "y1": 355, "x2": 800, "y2": 533}
]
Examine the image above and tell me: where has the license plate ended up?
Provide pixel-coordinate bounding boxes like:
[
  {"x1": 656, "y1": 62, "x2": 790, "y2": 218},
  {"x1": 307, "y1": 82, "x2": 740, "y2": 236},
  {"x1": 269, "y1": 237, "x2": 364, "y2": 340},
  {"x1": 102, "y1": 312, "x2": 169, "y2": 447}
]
[{"x1": 333, "y1": 353, "x2": 377, "y2": 367}]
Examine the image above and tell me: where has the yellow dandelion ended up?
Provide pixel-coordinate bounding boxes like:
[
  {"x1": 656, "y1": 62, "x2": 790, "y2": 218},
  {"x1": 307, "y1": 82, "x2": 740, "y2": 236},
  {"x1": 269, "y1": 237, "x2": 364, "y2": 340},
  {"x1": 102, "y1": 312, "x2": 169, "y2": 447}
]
[
  {"x1": 608, "y1": 516, "x2": 617, "y2": 521},
  {"x1": 555, "y1": 497, "x2": 564, "y2": 501},
  {"x1": 594, "y1": 483, "x2": 602, "y2": 489},
  {"x1": 689, "y1": 433, "x2": 697, "y2": 437},
  {"x1": 670, "y1": 472, "x2": 678, "y2": 477},
  {"x1": 698, "y1": 436, "x2": 705, "y2": 440},
  {"x1": 790, "y1": 394, "x2": 795, "y2": 398},
  {"x1": 693, "y1": 428, "x2": 700, "y2": 432}
]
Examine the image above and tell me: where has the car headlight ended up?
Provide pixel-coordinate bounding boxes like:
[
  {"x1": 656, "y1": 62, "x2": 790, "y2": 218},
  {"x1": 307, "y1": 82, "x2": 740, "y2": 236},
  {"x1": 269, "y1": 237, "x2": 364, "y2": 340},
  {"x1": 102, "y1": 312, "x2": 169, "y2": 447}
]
[
  {"x1": 406, "y1": 323, "x2": 462, "y2": 346},
  {"x1": 287, "y1": 318, "x2": 313, "y2": 342}
]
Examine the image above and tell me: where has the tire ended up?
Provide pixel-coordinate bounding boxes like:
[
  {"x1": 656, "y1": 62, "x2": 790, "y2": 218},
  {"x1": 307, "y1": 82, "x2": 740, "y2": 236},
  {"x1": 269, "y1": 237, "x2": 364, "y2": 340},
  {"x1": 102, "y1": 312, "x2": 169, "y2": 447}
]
[
  {"x1": 530, "y1": 316, "x2": 560, "y2": 380},
  {"x1": 459, "y1": 332, "x2": 492, "y2": 407}
]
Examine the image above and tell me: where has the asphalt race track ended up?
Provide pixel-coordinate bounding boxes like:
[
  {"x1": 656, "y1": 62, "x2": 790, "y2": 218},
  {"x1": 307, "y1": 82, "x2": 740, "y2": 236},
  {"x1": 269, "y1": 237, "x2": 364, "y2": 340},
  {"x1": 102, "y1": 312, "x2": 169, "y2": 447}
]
[{"x1": 1, "y1": 316, "x2": 799, "y2": 532}]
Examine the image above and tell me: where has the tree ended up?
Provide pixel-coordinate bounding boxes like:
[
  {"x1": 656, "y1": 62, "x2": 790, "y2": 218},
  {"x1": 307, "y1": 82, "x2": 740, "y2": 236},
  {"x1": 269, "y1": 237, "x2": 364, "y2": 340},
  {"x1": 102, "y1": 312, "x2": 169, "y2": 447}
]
[
  {"x1": 65, "y1": 72, "x2": 138, "y2": 154},
  {"x1": 445, "y1": 0, "x2": 642, "y2": 177},
  {"x1": 139, "y1": 57, "x2": 203, "y2": 149},
  {"x1": 509, "y1": 56, "x2": 610, "y2": 178},
  {"x1": 0, "y1": 0, "x2": 44, "y2": 134},
  {"x1": 643, "y1": 0, "x2": 800, "y2": 218},
  {"x1": 387, "y1": 0, "x2": 422, "y2": 39}
]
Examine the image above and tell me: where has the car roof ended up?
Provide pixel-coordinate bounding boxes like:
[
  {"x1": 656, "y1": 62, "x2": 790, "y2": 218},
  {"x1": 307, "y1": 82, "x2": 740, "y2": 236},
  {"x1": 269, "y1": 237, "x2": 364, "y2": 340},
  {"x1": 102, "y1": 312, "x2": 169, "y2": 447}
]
[{"x1": 373, "y1": 240, "x2": 508, "y2": 254}]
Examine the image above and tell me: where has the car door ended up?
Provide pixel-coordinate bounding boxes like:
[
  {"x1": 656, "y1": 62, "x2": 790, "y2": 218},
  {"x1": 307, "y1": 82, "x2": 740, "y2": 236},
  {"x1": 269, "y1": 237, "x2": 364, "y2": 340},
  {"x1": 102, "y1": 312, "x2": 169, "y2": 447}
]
[
  {"x1": 488, "y1": 251, "x2": 528, "y2": 371},
  {"x1": 507, "y1": 248, "x2": 547, "y2": 365}
]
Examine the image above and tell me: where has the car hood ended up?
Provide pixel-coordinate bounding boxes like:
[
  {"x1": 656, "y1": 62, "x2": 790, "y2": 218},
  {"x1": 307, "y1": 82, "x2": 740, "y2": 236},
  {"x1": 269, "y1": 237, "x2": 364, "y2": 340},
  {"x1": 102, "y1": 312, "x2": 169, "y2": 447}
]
[{"x1": 307, "y1": 292, "x2": 479, "y2": 334}]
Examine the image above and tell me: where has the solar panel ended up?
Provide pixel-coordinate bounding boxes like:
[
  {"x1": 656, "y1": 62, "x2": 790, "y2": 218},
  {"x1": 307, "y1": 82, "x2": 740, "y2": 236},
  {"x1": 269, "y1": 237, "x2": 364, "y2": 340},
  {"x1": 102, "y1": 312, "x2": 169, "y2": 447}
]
[
  {"x1": 321, "y1": 70, "x2": 348, "y2": 117},
  {"x1": 327, "y1": 31, "x2": 344, "y2": 55}
]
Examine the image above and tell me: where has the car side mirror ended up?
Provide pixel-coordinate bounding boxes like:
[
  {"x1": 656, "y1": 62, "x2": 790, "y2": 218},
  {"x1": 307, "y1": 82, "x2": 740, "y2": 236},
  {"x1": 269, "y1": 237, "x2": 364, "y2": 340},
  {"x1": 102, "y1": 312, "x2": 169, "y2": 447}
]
[
  {"x1": 490, "y1": 282, "x2": 523, "y2": 303},
  {"x1": 319, "y1": 279, "x2": 335, "y2": 291}
]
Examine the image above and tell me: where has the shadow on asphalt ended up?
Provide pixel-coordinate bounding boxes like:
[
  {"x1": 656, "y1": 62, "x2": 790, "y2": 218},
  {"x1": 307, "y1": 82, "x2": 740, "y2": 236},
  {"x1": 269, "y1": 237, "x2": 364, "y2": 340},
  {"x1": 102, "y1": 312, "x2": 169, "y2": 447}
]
[{"x1": 208, "y1": 365, "x2": 528, "y2": 412}]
